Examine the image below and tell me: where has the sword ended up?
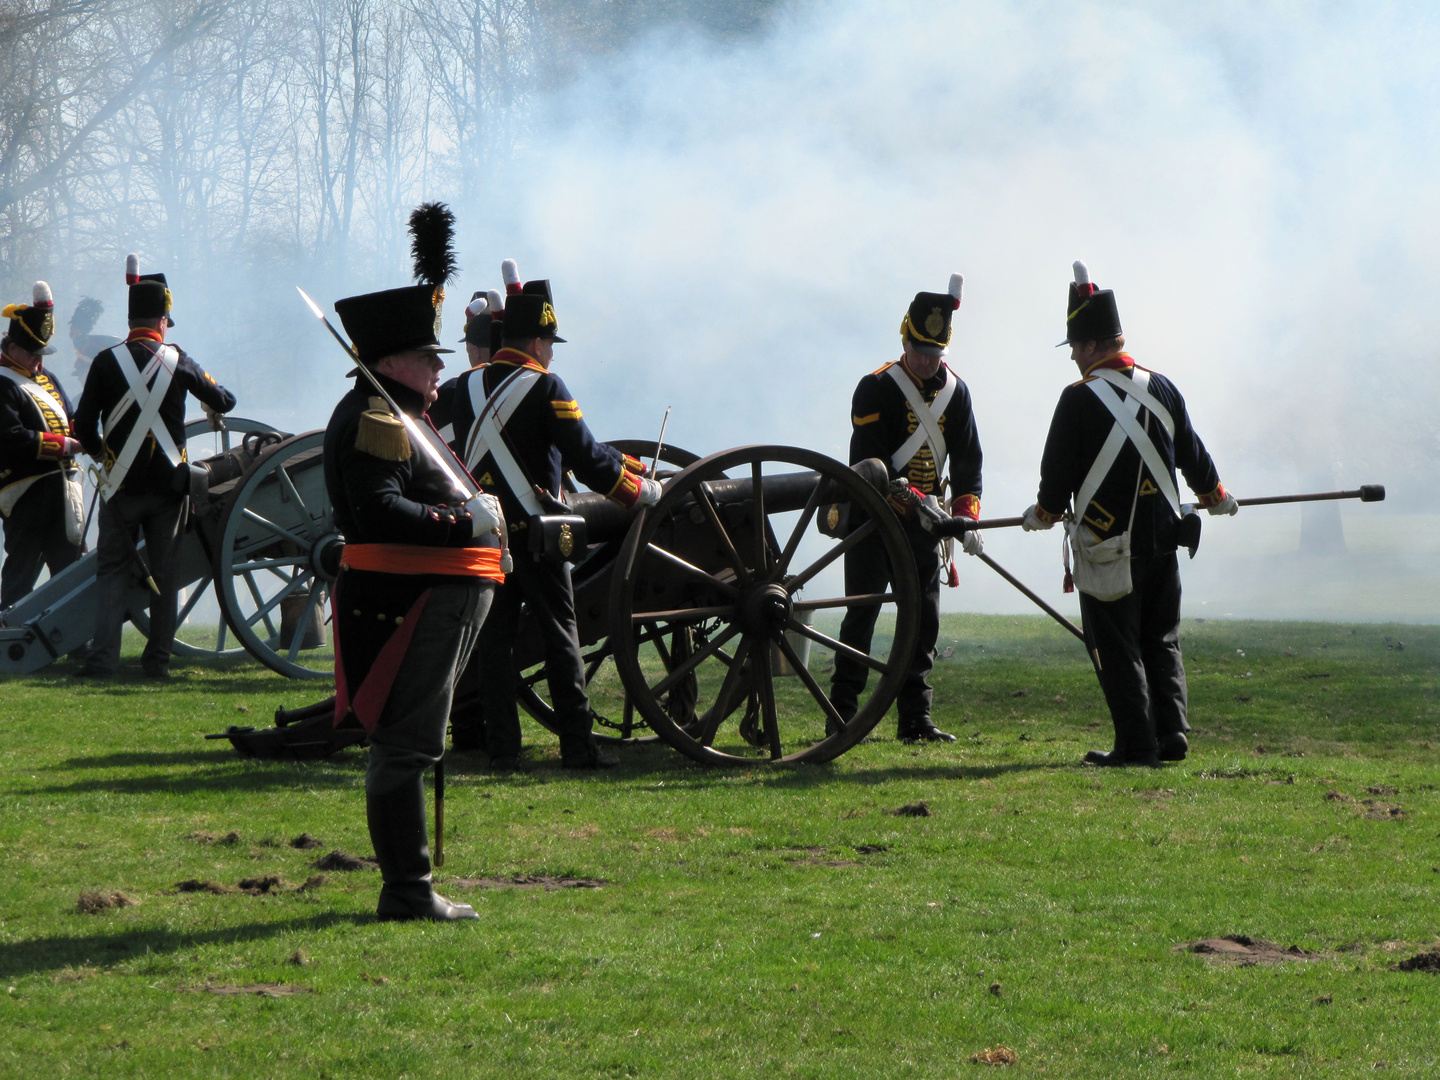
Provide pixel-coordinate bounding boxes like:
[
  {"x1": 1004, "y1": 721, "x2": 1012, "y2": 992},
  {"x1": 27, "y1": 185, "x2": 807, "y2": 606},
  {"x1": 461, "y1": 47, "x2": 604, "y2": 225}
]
[{"x1": 650, "y1": 405, "x2": 672, "y2": 475}]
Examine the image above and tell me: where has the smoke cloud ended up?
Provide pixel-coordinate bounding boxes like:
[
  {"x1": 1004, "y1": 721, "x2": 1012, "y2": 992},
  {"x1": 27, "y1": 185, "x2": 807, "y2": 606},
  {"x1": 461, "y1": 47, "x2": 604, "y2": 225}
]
[{"x1": 101, "y1": 0, "x2": 1440, "y2": 621}]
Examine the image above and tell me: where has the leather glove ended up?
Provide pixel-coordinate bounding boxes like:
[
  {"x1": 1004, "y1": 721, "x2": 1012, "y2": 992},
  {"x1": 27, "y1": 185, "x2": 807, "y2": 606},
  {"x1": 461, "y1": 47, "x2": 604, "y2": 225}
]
[
  {"x1": 636, "y1": 477, "x2": 663, "y2": 508},
  {"x1": 961, "y1": 526, "x2": 984, "y2": 556},
  {"x1": 1206, "y1": 492, "x2": 1239, "y2": 516},
  {"x1": 1022, "y1": 504, "x2": 1055, "y2": 531},
  {"x1": 464, "y1": 493, "x2": 504, "y2": 537}
]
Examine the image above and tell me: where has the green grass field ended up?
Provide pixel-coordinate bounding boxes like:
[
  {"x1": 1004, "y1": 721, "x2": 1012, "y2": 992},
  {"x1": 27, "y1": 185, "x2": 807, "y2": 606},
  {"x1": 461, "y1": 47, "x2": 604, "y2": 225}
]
[{"x1": 1, "y1": 615, "x2": 1436, "y2": 1078}]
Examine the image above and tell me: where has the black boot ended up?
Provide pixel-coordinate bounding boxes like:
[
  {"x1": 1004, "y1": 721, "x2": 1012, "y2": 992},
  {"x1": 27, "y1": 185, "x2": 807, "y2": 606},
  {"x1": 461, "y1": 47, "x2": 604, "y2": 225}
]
[
  {"x1": 561, "y1": 733, "x2": 619, "y2": 770},
  {"x1": 367, "y1": 776, "x2": 478, "y2": 922},
  {"x1": 1083, "y1": 723, "x2": 1160, "y2": 767},
  {"x1": 897, "y1": 717, "x2": 957, "y2": 744},
  {"x1": 1157, "y1": 731, "x2": 1188, "y2": 761}
]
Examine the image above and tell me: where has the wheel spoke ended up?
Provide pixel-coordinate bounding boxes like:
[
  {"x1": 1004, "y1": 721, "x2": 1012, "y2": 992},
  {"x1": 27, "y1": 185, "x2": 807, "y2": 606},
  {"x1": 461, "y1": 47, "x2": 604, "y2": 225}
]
[
  {"x1": 698, "y1": 635, "x2": 754, "y2": 743},
  {"x1": 771, "y1": 482, "x2": 824, "y2": 580},
  {"x1": 232, "y1": 556, "x2": 305, "y2": 574},
  {"x1": 793, "y1": 592, "x2": 895, "y2": 611},
  {"x1": 644, "y1": 543, "x2": 742, "y2": 598},
  {"x1": 244, "y1": 570, "x2": 305, "y2": 635},
  {"x1": 751, "y1": 461, "x2": 768, "y2": 575},
  {"x1": 649, "y1": 621, "x2": 740, "y2": 698},
  {"x1": 754, "y1": 643, "x2": 783, "y2": 760},
  {"x1": 241, "y1": 572, "x2": 279, "y2": 639},
  {"x1": 631, "y1": 604, "x2": 737, "y2": 624},
  {"x1": 786, "y1": 618, "x2": 892, "y2": 675},
  {"x1": 242, "y1": 507, "x2": 310, "y2": 549},
  {"x1": 776, "y1": 633, "x2": 846, "y2": 733},
  {"x1": 286, "y1": 580, "x2": 326, "y2": 661},
  {"x1": 177, "y1": 575, "x2": 211, "y2": 624},
  {"x1": 783, "y1": 518, "x2": 877, "y2": 592},
  {"x1": 275, "y1": 464, "x2": 319, "y2": 539},
  {"x1": 693, "y1": 483, "x2": 751, "y2": 586},
  {"x1": 216, "y1": 618, "x2": 228, "y2": 652}
]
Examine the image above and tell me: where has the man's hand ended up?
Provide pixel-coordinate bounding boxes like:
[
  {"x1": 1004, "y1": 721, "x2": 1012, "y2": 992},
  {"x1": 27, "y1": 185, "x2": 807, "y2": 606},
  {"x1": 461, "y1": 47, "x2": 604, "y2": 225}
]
[
  {"x1": 636, "y1": 477, "x2": 663, "y2": 508},
  {"x1": 61, "y1": 437, "x2": 83, "y2": 458},
  {"x1": 961, "y1": 527, "x2": 984, "y2": 556},
  {"x1": 1206, "y1": 492, "x2": 1238, "y2": 516},
  {"x1": 1022, "y1": 504, "x2": 1055, "y2": 531},
  {"x1": 464, "y1": 493, "x2": 504, "y2": 537},
  {"x1": 887, "y1": 483, "x2": 926, "y2": 518}
]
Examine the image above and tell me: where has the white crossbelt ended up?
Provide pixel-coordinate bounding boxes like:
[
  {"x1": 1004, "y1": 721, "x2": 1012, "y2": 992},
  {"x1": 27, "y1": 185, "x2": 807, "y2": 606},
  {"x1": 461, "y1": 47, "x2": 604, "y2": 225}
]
[
  {"x1": 0, "y1": 365, "x2": 69, "y2": 429},
  {"x1": 463, "y1": 367, "x2": 545, "y2": 516},
  {"x1": 1077, "y1": 368, "x2": 1182, "y2": 521},
  {"x1": 0, "y1": 367, "x2": 75, "y2": 517},
  {"x1": 98, "y1": 342, "x2": 180, "y2": 499},
  {"x1": 886, "y1": 363, "x2": 956, "y2": 475}
]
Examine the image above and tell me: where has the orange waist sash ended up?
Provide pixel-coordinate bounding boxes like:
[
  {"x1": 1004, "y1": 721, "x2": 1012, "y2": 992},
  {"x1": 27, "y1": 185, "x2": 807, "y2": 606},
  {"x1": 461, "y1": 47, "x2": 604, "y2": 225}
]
[{"x1": 341, "y1": 543, "x2": 504, "y2": 582}]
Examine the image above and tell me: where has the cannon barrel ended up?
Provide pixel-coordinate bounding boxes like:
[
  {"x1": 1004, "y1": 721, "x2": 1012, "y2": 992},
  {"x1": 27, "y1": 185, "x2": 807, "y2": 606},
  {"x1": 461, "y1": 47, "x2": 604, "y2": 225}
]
[{"x1": 556, "y1": 456, "x2": 891, "y2": 546}]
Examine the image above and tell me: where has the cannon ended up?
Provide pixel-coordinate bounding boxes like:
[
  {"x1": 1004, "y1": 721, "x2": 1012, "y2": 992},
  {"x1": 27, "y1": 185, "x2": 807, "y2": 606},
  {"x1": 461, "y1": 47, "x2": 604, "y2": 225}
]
[
  {"x1": 0, "y1": 417, "x2": 341, "y2": 680},
  {"x1": 237, "y1": 439, "x2": 927, "y2": 767}
]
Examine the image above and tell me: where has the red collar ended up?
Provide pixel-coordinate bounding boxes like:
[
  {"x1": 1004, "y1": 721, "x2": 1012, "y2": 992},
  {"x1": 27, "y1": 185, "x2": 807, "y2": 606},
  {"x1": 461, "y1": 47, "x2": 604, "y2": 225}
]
[
  {"x1": 127, "y1": 327, "x2": 165, "y2": 344},
  {"x1": 490, "y1": 348, "x2": 547, "y2": 373},
  {"x1": 1082, "y1": 352, "x2": 1135, "y2": 377}
]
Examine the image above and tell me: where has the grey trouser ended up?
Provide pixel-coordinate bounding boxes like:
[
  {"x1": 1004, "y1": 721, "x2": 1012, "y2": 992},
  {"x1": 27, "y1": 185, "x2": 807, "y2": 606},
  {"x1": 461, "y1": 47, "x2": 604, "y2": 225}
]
[
  {"x1": 88, "y1": 490, "x2": 183, "y2": 673},
  {"x1": 367, "y1": 580, "x2": 494, "y2": 799}
]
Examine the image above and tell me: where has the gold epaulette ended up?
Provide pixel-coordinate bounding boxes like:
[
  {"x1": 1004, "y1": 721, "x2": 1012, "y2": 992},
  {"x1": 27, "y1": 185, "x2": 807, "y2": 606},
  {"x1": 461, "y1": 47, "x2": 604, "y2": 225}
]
[{"x1": 355, "y1": 399, "x2": 411, "y2": 462}]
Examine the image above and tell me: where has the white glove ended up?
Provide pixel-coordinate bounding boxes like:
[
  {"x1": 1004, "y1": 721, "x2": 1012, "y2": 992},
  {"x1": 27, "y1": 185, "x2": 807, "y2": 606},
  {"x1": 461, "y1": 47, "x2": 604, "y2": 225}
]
[
  {"x1": 1022, "y1": 504, "x2": 1055, "y2": 531},
  {"x1": 1206, "y1": 492, "x2": 1239, "y2": 516},
  {"x1": 465, "y1": 493, "x2": 504, "y2": 537},
  {"x1": 961, "y1": 526, "x2": 984, "y2": 556},
  {"x1": 636, "y1": 477, "x2": 663, "y2": 508}
]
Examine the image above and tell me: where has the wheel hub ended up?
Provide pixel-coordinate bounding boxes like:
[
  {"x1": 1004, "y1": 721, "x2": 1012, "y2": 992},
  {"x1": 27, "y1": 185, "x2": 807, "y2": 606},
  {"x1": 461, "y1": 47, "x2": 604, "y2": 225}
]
[{"x1": 738, "y1": 582, "x2": 792, "y2": 638}]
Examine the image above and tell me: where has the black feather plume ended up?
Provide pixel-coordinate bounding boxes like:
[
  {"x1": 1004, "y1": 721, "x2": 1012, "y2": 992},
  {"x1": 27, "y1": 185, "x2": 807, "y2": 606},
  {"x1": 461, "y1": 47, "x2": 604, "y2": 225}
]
[
  {"x1": 70, "y1": 296, "x2": 104, "y2": 333},
  {"x1": 409, "y1": 202, "x2": 458, "y2": 285}
]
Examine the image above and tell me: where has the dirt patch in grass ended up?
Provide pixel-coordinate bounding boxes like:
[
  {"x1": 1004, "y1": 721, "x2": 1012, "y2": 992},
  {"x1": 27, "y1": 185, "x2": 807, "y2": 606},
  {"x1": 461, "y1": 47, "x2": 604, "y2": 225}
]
[
  {"x1": 1325, "y1": 790, "x2": 1405, "y2": 819},
  {"x1": 296, "y1": 875, "x2": 326, "y2": 893},
  {"x1": 311, "y1": 850, "x2": 378, "y2": 871},
  {"x1": 54, "y1": 966, "x2": 100, "y2": 982},
  {"x1": 170, "y1": 879, "x2": 232, "y2": 895},
  {"x1": 289, "y1": 833, "x2": 323, "y2": 849},
  {"x1": 892, "y1": 801, "x2": 931, "y2": 817},
  {"x1": 237, "y1": 875, "x2": 286, "y2": 894},
  {"x1": 447, "y1": 874, "x2": 606, "y2": 891},
  {"x1": 189, "y1": 830, "x2": 241, "y2": 845},
  {"x1": 853, "y1": 844, "x2": 889, "y2": 854},
  {"x1": 1393, "y1": 951, "x2": 1440, "y2": 972},
  {"x1": 196, "y1": 983, "x2": 312, "y2": 998},
  {"x1": 77, "y1": 890, "x2": 135, "y2": 913},
  {"x1": 1179, "y1": 935, "x2": 1318, "y2": 964},
  {"x1": 971, "y1": 1045, "x2": 1017, "y2": 1065}
]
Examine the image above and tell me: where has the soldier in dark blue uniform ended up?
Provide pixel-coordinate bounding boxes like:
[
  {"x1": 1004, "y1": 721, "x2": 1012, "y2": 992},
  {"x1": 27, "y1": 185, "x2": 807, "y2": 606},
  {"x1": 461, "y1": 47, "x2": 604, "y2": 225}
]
[
  {"x1": 1022, "y1": 262, "x2": 1237, "y2": 766},
  {"x1": 431, "y1": 288, "x2": 503, "y2": 447},
  {"x1": 74, "y1": 259, "x2": 236, "y2": 678},
  {"x1": 830, "y1": 275, "x2": 984, "y2": 743},
  {"x1": 324, "y1": 203, "x2": 507, "y2": 921},
  {"x1": 450, "y1": 276, "x2": 660, "y2": 769},
  {"x1": 67, "y1": 297, "x2": 122, "y2": 388},
  {"x1": 0, "y1": 282, "x2": 85, "y2": 608}
]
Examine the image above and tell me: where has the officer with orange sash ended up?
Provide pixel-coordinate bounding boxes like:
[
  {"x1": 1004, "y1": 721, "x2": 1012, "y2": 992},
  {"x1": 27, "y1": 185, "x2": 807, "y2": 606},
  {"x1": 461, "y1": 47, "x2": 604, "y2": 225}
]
[{"x1": 324, "y1": 255, "x2": 505, "y2": 922}]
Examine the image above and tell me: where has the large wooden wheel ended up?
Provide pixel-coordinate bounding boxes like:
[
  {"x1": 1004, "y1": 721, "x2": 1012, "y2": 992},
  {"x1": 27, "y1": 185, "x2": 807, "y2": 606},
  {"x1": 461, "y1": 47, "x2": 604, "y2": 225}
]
[
  {"x1": 212, "y1": 431, "x2": 339, "y2": 680},
  {"x1": 515, "y1": 439, "x2": 701, "y2": 744},
  {"x1": 610, "y1": 445, "x2": 919, "y2": 765}
]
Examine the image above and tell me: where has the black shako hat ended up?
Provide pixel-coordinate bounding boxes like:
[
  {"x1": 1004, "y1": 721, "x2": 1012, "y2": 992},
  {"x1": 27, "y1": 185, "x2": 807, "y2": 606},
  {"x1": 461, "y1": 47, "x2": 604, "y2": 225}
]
[
  {"x1": 1059, "y1": 260, "x2": 1121, "y2": 345},
  {"x1": 4, "y1": 281, "x2": 57, "y2": 354},
  {"x1": 125, "y1": 254, "x2": 176, "y2": 325},
  {"x1": 459, "y1": 289, "x2": 505, "y2": 352},
  {"x1": 900, "y1": 273, "x2": 964, "y2": 351},
  {"x1": 334, "y1": 202, "x2": 460, "y2": 366},
  {"x1": 503, "y1": 286, "x2": 566, "y2": 343}
]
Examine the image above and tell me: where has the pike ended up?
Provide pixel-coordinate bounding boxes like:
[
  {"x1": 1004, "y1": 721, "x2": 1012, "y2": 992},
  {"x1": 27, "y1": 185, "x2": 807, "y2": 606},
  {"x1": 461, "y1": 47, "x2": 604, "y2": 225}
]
[{"x1": 650, "y1": 405, "x2": 672, "y2": 476}]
